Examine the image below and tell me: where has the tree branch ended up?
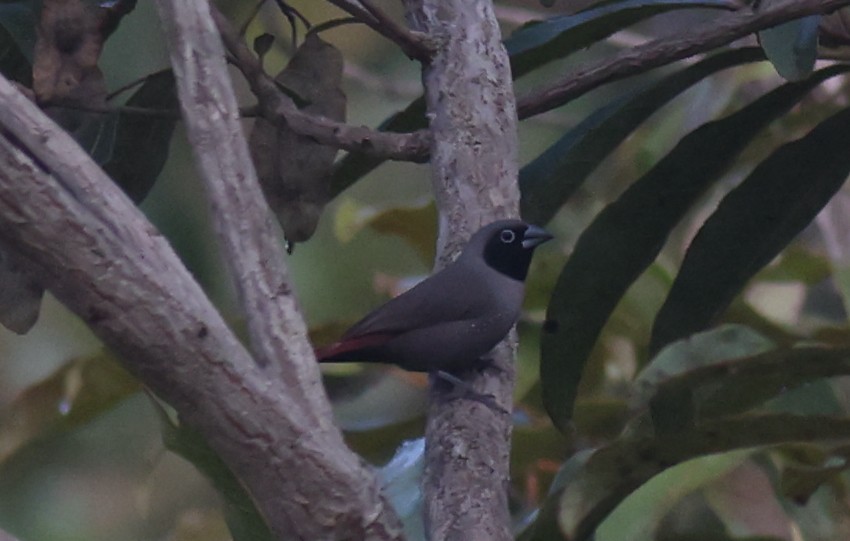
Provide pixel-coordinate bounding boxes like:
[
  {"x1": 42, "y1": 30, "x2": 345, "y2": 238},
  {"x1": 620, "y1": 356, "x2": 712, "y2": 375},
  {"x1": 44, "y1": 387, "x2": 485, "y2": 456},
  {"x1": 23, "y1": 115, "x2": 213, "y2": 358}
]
[
  {"x1": 402, "y1": 1, "x2": 519, "y2": 540},
  {"x1": 517, "y1": 0, "x2": 850, "y2": 118},
  {"x1": 0, "y1": 7, "x2": 402, "y2": 541},
  {"x1": 152, "y1": 0, "x2": 299, "y2": 379},
  {"x1": 212, "y1": 5, "x2": 431, "y2": 162},
  {"x1": 147, "y1": 0, "x2": 401, "y2": 538},
  {"x1": 325, "y1": 0, "x2": 433, "y2": 61}
]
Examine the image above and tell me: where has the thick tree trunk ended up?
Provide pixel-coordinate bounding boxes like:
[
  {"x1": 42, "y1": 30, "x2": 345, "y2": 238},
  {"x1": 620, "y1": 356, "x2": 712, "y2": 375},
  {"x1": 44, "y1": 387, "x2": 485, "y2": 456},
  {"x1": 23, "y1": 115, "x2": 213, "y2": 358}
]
[{"x1": 402, "y1": 1, "x2": 520, "y2": 540}]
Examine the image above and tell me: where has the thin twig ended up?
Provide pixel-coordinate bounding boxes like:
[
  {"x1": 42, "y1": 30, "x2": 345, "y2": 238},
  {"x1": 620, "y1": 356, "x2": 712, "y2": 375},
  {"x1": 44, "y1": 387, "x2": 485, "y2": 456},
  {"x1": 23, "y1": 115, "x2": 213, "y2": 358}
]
[
  {"x1": 106, "y1": 71, "x2": 164, "y2": 101},
  {"x1": 47, "y1": 102, "x2": 262, "y2": 119},
  {"x1": 239, "y1": 0, "x2": 267, "y2": 36},
  {"x1": 311, "y1": 16, "x2": 360, "y2": 34},
  {"x1": 212, "y1": 5, "x2": 431, "y2": 161},
  {"x1": 325, "y1": 0, "x2": 433, "y2": 61},
  {"x1": 50, "y1": 103, "x2": 180, "y2": 118},
  {"x1": 517, "y1": 0, "x2": 850, "y2": 119}
]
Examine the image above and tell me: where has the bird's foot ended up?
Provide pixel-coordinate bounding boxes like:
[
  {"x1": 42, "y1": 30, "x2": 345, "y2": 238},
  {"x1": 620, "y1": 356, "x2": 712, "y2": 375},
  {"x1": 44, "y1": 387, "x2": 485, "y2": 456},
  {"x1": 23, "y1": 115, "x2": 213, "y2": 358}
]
[{"x1": 433, "y1": 370, "x2": 509, "y2": 415}]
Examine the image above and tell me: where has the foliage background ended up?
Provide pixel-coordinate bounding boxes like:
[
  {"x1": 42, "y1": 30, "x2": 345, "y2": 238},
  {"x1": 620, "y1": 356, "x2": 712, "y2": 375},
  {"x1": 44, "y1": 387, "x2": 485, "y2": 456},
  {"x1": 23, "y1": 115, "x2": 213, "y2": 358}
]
[{"x1": 1, "y1": 0, "x2": 850, "y2": 540}]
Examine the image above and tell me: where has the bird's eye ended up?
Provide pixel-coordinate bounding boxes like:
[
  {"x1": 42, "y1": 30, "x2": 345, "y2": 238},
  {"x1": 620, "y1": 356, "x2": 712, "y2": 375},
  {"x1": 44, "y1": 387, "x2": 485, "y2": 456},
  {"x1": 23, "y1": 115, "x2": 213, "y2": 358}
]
[{"x1": 500, "y1": 229, "x2": 516, "y2": 243}]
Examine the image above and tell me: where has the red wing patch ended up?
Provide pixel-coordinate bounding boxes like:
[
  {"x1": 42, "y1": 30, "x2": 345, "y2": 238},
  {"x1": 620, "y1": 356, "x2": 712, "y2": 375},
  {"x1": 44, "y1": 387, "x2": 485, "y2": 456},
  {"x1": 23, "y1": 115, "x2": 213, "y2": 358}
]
[{"x1": 314, "y1": 332, "x2": 397, "y2": 362}]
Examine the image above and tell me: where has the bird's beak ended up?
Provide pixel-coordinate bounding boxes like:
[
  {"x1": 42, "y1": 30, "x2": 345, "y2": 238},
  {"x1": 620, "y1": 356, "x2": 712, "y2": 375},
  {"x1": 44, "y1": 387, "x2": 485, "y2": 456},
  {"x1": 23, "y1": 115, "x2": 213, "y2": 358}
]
[{"x1": 522, "y1": 224, "x2": 554, "y2": 249}]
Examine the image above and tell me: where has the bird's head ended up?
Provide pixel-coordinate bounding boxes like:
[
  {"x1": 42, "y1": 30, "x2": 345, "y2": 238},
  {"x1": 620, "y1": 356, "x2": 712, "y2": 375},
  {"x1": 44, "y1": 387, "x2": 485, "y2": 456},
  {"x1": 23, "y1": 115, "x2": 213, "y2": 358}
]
[{"x1": 463, "y1": 219, "x2": 553, "y2": 281}]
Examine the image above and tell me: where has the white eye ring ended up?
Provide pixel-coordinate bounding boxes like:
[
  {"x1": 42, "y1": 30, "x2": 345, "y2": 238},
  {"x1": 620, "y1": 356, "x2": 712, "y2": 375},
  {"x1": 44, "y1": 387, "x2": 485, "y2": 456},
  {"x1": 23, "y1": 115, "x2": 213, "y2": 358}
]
[{"x1": 500, "y1": 229, "x2": 516, "y2": 243}]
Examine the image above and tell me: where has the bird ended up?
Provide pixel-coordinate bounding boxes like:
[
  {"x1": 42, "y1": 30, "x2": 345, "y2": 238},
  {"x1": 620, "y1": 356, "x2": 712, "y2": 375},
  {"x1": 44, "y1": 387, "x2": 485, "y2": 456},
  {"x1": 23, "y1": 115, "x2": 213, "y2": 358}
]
[{"x1": 315, "y1": 219, "x2": 552, "y2": 377}]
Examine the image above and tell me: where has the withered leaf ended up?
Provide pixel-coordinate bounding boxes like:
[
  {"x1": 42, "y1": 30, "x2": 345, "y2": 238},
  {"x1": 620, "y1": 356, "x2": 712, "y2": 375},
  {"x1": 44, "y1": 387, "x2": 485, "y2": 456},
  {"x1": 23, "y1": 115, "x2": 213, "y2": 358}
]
[
  {"x1": 250, "y1": 32, "x2": 346, "y2": 245},
  {"x1": 33, "y1": 0, "x2": 107, "y2": 106},
  {"x1": 0, "y1": 243, "x2": 43, "y2": 334}
]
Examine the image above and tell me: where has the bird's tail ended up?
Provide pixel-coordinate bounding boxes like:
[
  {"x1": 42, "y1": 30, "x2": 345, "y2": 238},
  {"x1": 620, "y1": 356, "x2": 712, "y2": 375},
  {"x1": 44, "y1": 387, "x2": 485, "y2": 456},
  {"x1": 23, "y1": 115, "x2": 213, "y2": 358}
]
[{"x1": 314, "y1": 332, "x2": 393, "y2": 363}]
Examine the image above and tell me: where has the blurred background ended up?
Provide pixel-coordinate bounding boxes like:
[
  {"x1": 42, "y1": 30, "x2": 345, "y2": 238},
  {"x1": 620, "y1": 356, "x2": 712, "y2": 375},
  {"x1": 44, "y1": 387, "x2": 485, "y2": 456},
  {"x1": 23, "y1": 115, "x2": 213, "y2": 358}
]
[{"x1": 2, "y1": 0, "x2": 850, "y2": 540}]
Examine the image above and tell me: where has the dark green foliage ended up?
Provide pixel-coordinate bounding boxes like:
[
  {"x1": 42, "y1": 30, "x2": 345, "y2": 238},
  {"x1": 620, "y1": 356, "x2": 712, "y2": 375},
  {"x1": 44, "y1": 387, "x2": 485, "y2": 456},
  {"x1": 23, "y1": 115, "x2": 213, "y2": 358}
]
[
  {"x1": 650, "y1": 104, "x2": 850, "y2": 352},
  {"x1": 103, "y1": 70, "x2": 179, "y2": 203},
  {"x1": 540, "y1": 64, "x2": 850, "y2": 431}
]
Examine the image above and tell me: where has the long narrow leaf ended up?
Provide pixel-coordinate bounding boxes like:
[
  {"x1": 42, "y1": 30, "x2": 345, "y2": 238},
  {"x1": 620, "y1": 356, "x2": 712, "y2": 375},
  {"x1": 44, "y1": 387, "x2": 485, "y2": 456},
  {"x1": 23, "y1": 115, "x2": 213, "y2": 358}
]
[
  {"x1": 520, "y1": 47, "x2": 764, "y2": 225},
  {"x1": 103, "y1": 70, "x2": 179, "y2": 203},
  {"x1": 528, "y1": 414, "x2": 850, "y2": 541},
  {"x1": 330, "y1": 1, "x2": 737, "y2": 198},
  {"x1": 507, "y1": 0, "x2": 736, "y2": 78},
  {"x1": 650, "y1": 103, "x2": 850, "y2": 352},
  {"x1": 541, "y1": 65, "x2": 850, "y2": 431}
]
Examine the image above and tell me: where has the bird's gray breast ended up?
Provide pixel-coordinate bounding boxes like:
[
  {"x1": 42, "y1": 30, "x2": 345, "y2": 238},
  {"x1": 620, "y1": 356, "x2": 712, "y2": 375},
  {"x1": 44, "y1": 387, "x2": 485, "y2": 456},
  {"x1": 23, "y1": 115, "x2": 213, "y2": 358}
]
[{"x1": 383, "y1": 266, "x2": 525, "y2": 372}]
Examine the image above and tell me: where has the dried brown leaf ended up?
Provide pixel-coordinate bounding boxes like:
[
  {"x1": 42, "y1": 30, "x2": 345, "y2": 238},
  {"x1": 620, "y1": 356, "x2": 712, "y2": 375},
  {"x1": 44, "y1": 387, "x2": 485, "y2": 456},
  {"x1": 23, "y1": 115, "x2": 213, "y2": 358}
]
[{"x1": 250, "y1": 32, "x2": 346, "y2": 244}]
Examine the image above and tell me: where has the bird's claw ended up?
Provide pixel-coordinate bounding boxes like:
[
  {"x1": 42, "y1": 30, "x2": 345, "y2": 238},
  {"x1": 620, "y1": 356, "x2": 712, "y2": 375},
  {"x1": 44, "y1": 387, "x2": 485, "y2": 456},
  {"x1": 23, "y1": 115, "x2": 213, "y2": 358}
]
[{"x1": 433, "y1": 370, "x2": 510, "y2": 415}]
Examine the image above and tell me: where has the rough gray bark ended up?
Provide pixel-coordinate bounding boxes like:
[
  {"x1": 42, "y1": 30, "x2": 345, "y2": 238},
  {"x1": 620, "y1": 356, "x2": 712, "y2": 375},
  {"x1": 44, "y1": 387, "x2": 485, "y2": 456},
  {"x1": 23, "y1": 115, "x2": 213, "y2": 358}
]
[
  {"x1": 402, "y1": 1, "x2": 520, "y2": 540},
  {"x1": 0, "y1": 2, "x2": 403, "y2": 539}
]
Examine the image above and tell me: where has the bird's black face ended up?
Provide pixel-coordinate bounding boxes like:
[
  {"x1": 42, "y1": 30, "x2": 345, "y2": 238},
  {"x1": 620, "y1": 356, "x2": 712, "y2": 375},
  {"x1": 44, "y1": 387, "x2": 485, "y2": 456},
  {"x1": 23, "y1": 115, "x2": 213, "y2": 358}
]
[{"x1": 483, "y1": 222, "x2": 552, "y2": 281}]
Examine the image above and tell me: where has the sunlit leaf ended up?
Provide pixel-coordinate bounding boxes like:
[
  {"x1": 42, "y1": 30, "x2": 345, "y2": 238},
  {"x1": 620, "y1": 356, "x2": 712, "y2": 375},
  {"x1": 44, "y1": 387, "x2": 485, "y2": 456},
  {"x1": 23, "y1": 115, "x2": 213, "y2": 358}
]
[
  {"x1": 752, "y1": 244, "x2": 832, "y2": 284},
  {"x1": 598, "y1": 451, "x2": 751, "y2": 541},
  {"x1": 540, "y1": 65, "x2": 849, "y2": 432},
  {"x1": 651, "y1": 104, "x2": 850, "y2": 353},
  {"x1": 528, "y1": 414, "x2": 850, "y2": 541}
]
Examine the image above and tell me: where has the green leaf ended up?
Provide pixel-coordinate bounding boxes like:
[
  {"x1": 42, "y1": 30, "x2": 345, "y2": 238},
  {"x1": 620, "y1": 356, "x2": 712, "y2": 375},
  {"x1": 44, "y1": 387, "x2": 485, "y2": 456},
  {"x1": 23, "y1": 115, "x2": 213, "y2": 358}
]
[
  {"x1": 528, "y1": 414, "x2": 850, "y2": 541},
  {"x1": 506, "y1": 0, "x2": 736, "y2": 78},
  {"x1": 329, "y1": 0, "x2": 736, "y2": 199},
  {"x1": 598, "y1": 451, "x2": 751, "y2": 541},
  {"x1": 650, "y1": 104, "x2": 850, "y2": 353},
  {"x1": 646, "y1": 345, "x2": 850, "y2": 427},
  {"x1": 776, "y1": 444, "x2": 850, "y2": 504},
  {"x1": 758, "y1": 15, "x2": 820, "y2": 81},
  {"x1": 103, "y1": 69, "x2": 179, "y2": 203},
  {"x1": 154, "y1": 402, "x2": 274, "y2": 541},
  {"x1": 0, "y1": 1, "x2": 36, "y2": 65},
  {"x1": 631, "y1": 325, "x2": 775, "y2": 431},
  {"x1": 0, "y1": 350, "x2": 139, "y2": 465},
  {"x1": 73, "y1": 109, "x2": 119, "y2": 164},
  {"x1": 520, "y1": 47, "x2": 764, "y2": 225},
  {"x1": 0, "y1": 244, "x2": 43, "y2": 334},
  {"x1": 540, "y1": 64, "x2": 850, "y2": 432}
]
